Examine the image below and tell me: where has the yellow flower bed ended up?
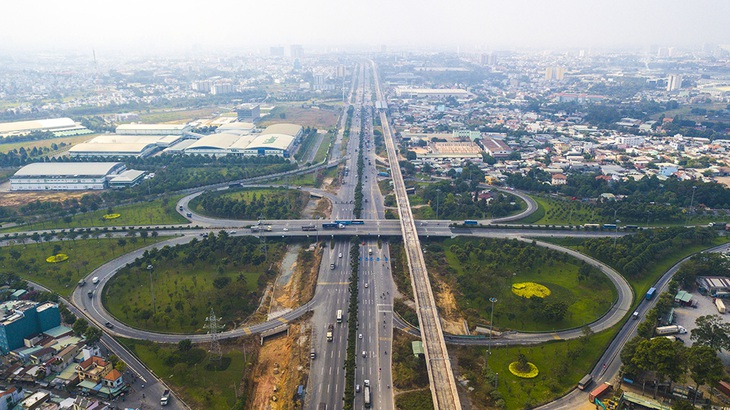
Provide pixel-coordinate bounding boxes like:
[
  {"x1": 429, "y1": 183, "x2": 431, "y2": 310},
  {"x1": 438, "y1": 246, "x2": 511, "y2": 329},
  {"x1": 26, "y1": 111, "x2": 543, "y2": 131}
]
[
  {"x1": 46, "y1": 254, "x2": 69, "y2": 263},
  {"x1": 102, "y1": 213, "x2": 121, "y2": 220},
  {"x1": 512, "y1": 282, "x2": 551, "y2": 298},
  {"x1": 508, "y1": 361, "x2": 539, "y2": 378}
]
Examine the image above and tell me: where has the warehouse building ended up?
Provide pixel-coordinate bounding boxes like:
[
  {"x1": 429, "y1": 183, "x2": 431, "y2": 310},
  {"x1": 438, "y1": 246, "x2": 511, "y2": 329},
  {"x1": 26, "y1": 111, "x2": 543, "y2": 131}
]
[
  {"x1": 10, "y1": 162, "x2": 139, "y2": 191},
  {"x1": 183, "y1": 123, "x2": 301, "y2": 157},
  {"x1": 69, "y1": 134, "x2": 183, "y2": 158},
  {"x1": 0, "y1": 301, "x2": 60, "y2": 354},
  {"x1": 116, "y1": 123, "x2": 189, "y2": 136},
  {"x1": 0, "y1": 118, "x2": 92, "y2": 138}
]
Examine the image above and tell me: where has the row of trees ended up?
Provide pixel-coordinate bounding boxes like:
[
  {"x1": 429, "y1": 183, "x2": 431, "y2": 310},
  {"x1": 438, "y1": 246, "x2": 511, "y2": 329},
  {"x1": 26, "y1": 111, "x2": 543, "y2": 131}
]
[
  {"x1": 580, "y1": 227, "x2": 716, "y2": 279},
  {"x1": 193, "y1": 189, "x2": 308, "y2": 220},
  {"x1": 507, "y1": 171, "x2": 730, "y2": 222},
  {"x1": 343, "y1": 240, "x2": 361, "y2": 410},
  {"x1": 353, "y1": 107, "x2": 366, "y2": 218}
]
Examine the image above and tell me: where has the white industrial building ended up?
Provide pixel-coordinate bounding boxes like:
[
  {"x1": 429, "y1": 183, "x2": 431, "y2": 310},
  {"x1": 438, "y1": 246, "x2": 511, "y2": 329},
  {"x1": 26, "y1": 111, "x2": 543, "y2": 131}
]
[
  {"x1": 116, "y1": 124, "x2": 188, "y2": 136},
  {"x1": 183, "y1": 123, "x2": 302, "y2": 157},
  {"x1": 10, "y1": 162, "x2": 140, "y2": 191},
  {"x1": 69, "y1": 135, "x2": 184, "y2": 158},
  {"x1": 0, "y1": 118, "x2": 91, "y2": 138}
]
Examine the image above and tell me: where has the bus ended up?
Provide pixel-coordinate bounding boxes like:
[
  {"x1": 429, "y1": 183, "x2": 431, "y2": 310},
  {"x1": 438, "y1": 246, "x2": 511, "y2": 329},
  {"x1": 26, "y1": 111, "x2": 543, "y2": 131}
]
[
  {"x1": 334, "y1": 220, "x2": 365, "y2": 226},
  {"x1": 578, "y1": 374, "x2": 593, "y2": 390},
  {"x1": 336, "y1": 310, "x2": 343, "y2": 323},
  {"x1": 464, "y1": 220, "x2": 478, "y2": 226},
  {"x1": 301, "y1": 225, "x2": 317, "y2": 231},
  {"x1": 322, "y1": 222, "x2": 340, "y2": 229},
  {"x1": 603, "y1": 224, "x2": 617, "y2": 230}
]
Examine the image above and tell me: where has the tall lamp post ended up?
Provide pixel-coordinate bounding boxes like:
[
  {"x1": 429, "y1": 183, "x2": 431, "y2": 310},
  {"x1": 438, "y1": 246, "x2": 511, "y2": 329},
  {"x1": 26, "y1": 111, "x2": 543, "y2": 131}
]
[
  {"x1": 146, "y1": 264, "x2": 155, "y2": 314},
  {"x1": 487, "y1": 297, "x2": 497, "y2": 368}
]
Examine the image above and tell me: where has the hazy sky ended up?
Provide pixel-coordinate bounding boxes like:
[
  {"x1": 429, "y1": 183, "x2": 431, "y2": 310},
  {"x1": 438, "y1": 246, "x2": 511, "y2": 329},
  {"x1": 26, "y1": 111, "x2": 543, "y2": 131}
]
[{"x1": 2, "y1": 0, "x2": 728, "y2": 52}]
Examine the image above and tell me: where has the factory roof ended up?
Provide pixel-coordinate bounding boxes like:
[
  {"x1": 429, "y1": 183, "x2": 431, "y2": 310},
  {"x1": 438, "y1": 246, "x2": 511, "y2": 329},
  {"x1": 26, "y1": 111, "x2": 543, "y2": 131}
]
[
  {"x1": 12, "y1": 162, "x2": 124, "y2": 177},
  {"x1": 87, "y1": 134, "x2": 180, "y2": 146},
  {"x1": 186, "y1": 133, "x2": 240, "y2": 150},
  {"x1": 247, "y1": 134, "x2": 295, "y2": 151},
  {"x1": 69, "y1": 142, "x2": 157, "y2": 154},
  {"x1": 261, "y1": 123, "x2": 303, "y2": 137},
  {"x1": 0, "y1": 118, "x2": 78, "y2": 135},
  {"x1": 116, "y1": 123, "x2": 187, "y2": 132}
]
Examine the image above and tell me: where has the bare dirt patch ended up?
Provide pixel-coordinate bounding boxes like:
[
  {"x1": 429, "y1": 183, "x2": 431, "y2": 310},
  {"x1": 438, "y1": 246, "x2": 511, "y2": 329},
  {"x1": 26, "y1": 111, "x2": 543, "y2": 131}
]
[
  {"x1": 433, "y1": 279, "x2": 467, "y2": 335},
  {"x1": 248, "y1": 321, "x2": 311, "y2": 410},
  {"x1": 0, "y1": 191, "x2": 92, "y2": 207},
  {"x1": 271, "y1": 244, "x2": 322, "y2": 311}
]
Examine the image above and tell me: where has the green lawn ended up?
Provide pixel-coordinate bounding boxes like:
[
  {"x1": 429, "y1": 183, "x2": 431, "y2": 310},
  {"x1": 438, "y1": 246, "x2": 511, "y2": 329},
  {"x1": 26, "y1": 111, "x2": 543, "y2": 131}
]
[
  {"x1": 313, "y1": 131, "x2": 333, "y2": 163},
  {"x1": 0, "y1": 134, "x2": 97, "y2": 155},
  {"x1": 426, "y1": 238, "x2": 616, "y2": 331},
  {"x1": 1, "y1": 195, "x2": 188, "y2": 233},
  {"x1": 271, "y1": 172, "x2": 316, "y2": 187},
  {"x1": 452, "y1": 324, "x2": 619, "y2": 410},
  {"x1": 2, "y1": 236, "x2": 168, "y2": 297},
  {"x1": 117, "y1": 338, "x2": 247, "y2": 409},
  {"x1": 103, "y1": 236, "x2": 285, "y2": 333}
]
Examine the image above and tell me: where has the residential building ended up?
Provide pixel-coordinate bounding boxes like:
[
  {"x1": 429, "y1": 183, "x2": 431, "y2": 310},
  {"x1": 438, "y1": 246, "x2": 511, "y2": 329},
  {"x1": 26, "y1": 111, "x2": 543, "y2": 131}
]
[
  {"x1": 552, "y1": 173, "x2": 568, "y2": 185},
  {"x1": 0, "y1": 302, "x2": 60, "y2": 354},
  {"x1": 76, "y1": 356, "x2": 111, "y2": 383}
]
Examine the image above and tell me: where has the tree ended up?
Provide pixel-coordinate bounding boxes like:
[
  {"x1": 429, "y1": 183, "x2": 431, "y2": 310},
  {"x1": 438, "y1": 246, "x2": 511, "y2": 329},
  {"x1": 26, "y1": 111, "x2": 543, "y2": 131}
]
[
  {"x1": 688, "y1": 345, "x2": 724, "y2": 404},
  {"x1": 632, "y1": 337, "x2": 686, "y2": 398},
  {"x1": 84, "y1": 326, "x2": 102, "y2": 345},
  {"x1": 672, "y1": 400, "x2": 694, "y2": 410},
  {"x1": 691, "y1": 315, "x2": 730, "y2": 351},
  {"x1": 72, "y1": 318, "x2": 89, "y2": 336},
  {"x1": 178, "y1": 339, "x2": 192, "y2": 352}
]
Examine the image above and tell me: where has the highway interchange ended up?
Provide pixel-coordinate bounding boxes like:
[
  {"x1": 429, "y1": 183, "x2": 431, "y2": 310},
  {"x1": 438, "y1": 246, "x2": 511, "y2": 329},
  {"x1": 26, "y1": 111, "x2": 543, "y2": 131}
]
[{"x1": 8, "y1": 60, "x2": 722, "y2": 410}]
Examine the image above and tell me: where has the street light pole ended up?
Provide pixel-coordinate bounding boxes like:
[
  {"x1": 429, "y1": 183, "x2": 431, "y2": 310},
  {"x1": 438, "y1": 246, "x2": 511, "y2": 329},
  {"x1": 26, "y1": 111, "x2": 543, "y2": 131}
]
[
  {"x1": 146, "y1": 264, "x2": 155, "y2": 314},
  {"x1": 487, "y1": 297, "x2": 497, "y2": 368}
]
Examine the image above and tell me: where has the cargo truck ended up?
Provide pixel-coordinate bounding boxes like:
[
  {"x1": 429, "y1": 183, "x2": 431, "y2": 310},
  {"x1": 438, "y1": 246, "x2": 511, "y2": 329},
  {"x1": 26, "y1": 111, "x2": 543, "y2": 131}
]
[
  {"x1": 655, "y1": 325, "x2": 687, "y2": 335},
  {"x1": 716, "y1": 298, "x2": 727, "y2": 313},
  {"x1": 363, "y1": 380, "x2": 371, "y2": 408},
  {"x1": 589, "y1": 382, "x2": 612, "y2": 403},
  {"x1": 326, "y1": 324, "x2": 334, "y2": 342}
]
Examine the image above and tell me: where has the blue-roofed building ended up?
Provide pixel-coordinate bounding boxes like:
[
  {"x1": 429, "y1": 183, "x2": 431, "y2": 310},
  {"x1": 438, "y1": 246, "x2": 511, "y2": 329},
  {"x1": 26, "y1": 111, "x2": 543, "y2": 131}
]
[
  {"x1": 0, "y1": 301, "x2": 60, "y2": 354},
  {"x1": 10, "y1": 289, "x2": 26, "y2": 300}
]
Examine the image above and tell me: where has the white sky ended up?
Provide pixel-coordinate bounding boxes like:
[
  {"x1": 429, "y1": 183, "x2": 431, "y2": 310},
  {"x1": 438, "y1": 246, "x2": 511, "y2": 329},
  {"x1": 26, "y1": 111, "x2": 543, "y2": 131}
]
[{"x1": 1, "y1": 0, "x2": 728, "y2": 52}]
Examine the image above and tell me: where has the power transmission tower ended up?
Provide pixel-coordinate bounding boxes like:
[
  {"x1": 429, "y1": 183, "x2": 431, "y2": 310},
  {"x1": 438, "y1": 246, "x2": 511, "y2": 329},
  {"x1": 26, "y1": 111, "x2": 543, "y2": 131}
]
[{"x1": 204, "y1": 308, "x2": 223, "y2": 361}]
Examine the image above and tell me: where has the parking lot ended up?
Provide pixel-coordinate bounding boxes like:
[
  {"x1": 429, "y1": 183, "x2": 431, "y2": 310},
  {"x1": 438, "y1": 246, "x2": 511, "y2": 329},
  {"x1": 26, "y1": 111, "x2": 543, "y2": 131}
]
[{"x1": 671, "y1": 290, "x2": 730, "y2": 364}]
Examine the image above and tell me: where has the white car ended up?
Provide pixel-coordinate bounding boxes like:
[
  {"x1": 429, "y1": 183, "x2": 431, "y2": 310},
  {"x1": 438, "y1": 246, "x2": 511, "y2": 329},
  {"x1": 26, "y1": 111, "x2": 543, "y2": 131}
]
[
  {"x1": 338, "y1": 252, "x2": 343, "y2": 258},
  {"x1": 283, "y1": 227, "x2": 289, "y2": 232},
  {"x1": 359, "y1": 333, "x2": 363, "y2": 339},
  {"x1": 364, "y1": 283, "x2": 368, "y2": 288}
]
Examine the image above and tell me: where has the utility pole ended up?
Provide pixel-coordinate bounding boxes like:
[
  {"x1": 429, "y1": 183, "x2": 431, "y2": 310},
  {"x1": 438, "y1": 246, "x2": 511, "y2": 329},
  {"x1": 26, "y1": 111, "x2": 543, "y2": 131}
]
[
  {"x1": 204, "y1": 308, "x2": 223, "y2": 361},
  {"x1": 687, "y1": 185, "x2": 697, "y2": 225}
]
